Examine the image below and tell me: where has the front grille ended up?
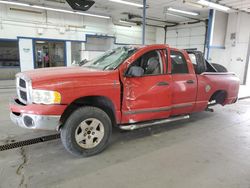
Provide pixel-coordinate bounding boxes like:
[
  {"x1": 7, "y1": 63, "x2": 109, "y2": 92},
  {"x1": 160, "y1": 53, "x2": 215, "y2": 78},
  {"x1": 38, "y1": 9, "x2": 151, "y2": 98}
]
[
  {"x1": 20, "y1": 90, "x2": 27, "y2": 101},
  {"x1": 16, "y1": 75, "x2": 31, "y2": 104},
  {"x1": 19, "y1": 78, "x2": 26, "y2": 88}
]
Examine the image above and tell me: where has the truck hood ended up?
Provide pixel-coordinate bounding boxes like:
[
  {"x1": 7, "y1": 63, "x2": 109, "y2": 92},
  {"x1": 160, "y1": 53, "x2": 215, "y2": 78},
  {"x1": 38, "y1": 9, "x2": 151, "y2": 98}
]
[
  {"x1": 23, "y1": 67, "x2": 110, "y2": 82},
  {"x1": 20, "y1": 66, "x2": 119, "y2": 89}
]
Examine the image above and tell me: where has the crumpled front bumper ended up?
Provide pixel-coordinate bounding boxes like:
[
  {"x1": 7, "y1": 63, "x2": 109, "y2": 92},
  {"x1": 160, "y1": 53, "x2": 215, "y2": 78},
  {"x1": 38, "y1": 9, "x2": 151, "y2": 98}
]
[{"x1": 9, "y1": 97, "x2": 67, "y2": 130}]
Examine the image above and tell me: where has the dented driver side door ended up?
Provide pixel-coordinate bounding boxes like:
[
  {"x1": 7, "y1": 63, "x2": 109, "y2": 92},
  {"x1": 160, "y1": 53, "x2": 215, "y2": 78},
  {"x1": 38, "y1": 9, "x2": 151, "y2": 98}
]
[{"x1": 120, "y1": 49, "x2": 172, "y2": 124}]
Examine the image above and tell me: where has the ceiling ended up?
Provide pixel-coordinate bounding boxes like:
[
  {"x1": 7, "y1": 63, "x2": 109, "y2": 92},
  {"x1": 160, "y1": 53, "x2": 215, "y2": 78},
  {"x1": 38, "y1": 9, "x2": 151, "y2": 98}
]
[
  {"x1": 5, "y1": 0, "x2": 250, "y2": 27},
  {"x1": 93, "y1": 0, "x2": 209, "y2": 22},
  {"x1": 218, "y1": 0, "x2": 250, "y2": 13}
]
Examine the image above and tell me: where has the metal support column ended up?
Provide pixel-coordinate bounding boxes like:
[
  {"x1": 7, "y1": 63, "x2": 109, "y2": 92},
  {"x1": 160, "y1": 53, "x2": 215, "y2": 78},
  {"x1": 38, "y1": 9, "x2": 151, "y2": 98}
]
[
  {"x1": 243, "y1": 35, "x2": 250, "y2": 85},
  {"x1": 203, "y1": 19, "x2": 208, "y2": 54},
  {"x1": 206, "y1": 9, "x2": 214, "y2": 60},
  {"x1": 164, "y1": 26, "x2": 167, "y2": 44},
  {"x1": 142, "y1": 0, "x2": 146, "y2": 45}
]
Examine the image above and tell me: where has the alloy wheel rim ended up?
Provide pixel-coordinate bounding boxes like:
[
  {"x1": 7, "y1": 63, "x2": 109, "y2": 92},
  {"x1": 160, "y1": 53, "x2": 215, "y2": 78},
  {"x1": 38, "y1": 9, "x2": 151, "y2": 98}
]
[{"x1": 75, "y1": 118, "x2": 105, "y2": 149}]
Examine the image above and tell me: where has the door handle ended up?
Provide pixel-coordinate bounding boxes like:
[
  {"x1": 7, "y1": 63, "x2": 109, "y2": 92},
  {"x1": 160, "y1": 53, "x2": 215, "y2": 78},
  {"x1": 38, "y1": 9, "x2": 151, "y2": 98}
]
[
  {"x1": 186, "y1": 80, "x2": 194, "y2": 84},
  {"x1": 157, "y1": 81, "x2": 169, "y2": 86}
]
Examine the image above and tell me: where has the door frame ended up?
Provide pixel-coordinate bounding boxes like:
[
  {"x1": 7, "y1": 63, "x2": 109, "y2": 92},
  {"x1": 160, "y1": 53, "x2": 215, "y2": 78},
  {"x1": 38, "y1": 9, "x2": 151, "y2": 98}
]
[{"x1": 119, "y1": 46, "x2": 172, "y2": 123}]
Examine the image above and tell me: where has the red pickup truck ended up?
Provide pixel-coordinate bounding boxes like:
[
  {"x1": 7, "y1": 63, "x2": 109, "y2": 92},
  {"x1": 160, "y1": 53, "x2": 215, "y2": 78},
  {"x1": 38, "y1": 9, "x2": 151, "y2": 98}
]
[{"x1": 10, "y1": 44, "x2": 240, "y2": 157}]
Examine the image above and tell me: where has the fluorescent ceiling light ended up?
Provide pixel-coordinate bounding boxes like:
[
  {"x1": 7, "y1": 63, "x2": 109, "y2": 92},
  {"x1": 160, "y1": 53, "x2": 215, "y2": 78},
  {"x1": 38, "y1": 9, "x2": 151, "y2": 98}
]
[
  {"x1": 166, "y1": 13, "x2": 188, "y2": 19},
  {"x1": 0, "y1": 0, "x2": 29, "y2": 7},
  {"x1": 119, "y1": 19, "x2": 137, "y2": 26},
  {"x1": 36, "y1": 41, "x2": 46, "y2": 44},
  {"x1": 119, "y1": 20, "x2": 130, "y2": 24},
  {"x1": 0, "y1": 0, "x2": 110, "y2": 19},
  {"x1": 109, "y1": 0, "x2": 143, "y2": 7},
  {"x1": 167, "y1": 7, "x2": 199, "y2": 16},
  {"x1": 197, "y1": 0, "x2": 230, "y2": 11},
  {"x1": 119, "y1": 20, "x2": 133, "y2": 24},
  {"x1": 115, "y1": 23, "x2": 132, "y2": 28},
  {"x1": 183, "y1": 1, "x2": 204, "y2": 9}
]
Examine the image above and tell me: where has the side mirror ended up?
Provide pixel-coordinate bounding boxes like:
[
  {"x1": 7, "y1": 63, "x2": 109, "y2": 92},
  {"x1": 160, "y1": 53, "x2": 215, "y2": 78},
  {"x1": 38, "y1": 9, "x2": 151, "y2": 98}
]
[{"x1": 126, "y1": 66, "x2": 144, "y2": 77}]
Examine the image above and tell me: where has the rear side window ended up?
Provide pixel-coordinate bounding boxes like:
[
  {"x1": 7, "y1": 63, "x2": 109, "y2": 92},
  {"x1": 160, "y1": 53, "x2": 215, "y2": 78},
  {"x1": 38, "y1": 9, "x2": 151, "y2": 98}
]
[
  {"x1": 170, "y1": 50, "x2": 189, "y2": 74},
  {"x1": 188, "y1": 53, "x2": 197, "y2": 65}
]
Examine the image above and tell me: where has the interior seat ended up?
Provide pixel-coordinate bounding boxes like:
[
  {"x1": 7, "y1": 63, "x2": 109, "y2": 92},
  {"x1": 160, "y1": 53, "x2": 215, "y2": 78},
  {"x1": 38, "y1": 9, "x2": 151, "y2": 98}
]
[{"x1": 145, "y1": 57, "x2": 160, "y2": 75}]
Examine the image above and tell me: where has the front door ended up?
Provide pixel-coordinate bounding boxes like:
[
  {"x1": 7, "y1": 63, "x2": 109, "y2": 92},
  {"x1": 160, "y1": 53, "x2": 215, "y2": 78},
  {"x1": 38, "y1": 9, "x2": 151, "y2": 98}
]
[{"x1": 121, "y1": 49, "x2": 172, "y2": 124}]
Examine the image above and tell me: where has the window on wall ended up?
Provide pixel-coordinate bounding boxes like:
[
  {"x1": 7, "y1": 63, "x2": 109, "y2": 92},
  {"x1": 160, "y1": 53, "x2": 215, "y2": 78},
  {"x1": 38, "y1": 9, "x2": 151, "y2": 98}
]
[
  {"x1": 34, "y1": 40, "x2": 65, "y2": 68},
  {"x1": 170, "y1": 50, "x2": 189, "y2": 74},
  {"x1": 0, "y1": 41, "x2": 19, "y2": 67},
  {"x1": 71, "y1": 36, "x2": 116, "y2": 65},
  {"x1": 71, "y1": 42, "x2": 84, "y2": 65},
  {"x1": 85, "y1": 36, "x2": 115, "y2": 51}
]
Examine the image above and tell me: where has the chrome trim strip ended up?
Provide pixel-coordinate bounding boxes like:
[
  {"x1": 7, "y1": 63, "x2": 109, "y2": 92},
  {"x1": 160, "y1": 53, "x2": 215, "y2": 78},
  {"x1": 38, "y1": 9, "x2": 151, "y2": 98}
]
[
  {"x1": 171, "y1": 103, "x2": 193, "y2": 109},
  {"x1": 15, "y1": 73, "x2": 32, "y2": 104},
  {"x1": 119, "y1": 115, "x2": 190, "y2": 130},
  {"x1": 16, "y1": 77, "x2": 21, "y2": 102},
  {"x1": 124, "y1": 103, "x2": 193, "y2": 115},
  {"x1": 17, "y1": 86, "x2": 27, "y2": 92},
  {"x1": 124, "y1": 106, "x2": 171, "y2": 115},
  {"x1": 201, "y1": 72, "x2": 236, "y2": 76}
]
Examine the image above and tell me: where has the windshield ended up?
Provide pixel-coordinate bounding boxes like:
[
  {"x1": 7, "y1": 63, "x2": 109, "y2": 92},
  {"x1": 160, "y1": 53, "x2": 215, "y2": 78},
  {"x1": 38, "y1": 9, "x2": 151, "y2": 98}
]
[{"x1": 82, "y1": 46, "x2": 137, "y2": 70}]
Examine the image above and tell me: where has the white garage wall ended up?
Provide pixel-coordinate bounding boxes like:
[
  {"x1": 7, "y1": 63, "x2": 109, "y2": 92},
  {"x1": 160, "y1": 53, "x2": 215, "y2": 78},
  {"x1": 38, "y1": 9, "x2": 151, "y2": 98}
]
[
  {"x1": 0, "y1": 4, "x2": 156, "y2": 44},
  {"x1": 210, "y1": 11, "x2": 228, "y2": 47},
  {"x1": 155, "y1": 22, "x2": 206, "y2": 52},
  {"x1": 209, "y1": 12, "x2": 250, "y2": 83},
  {"x1": 0, "y1": 4, "x2": 157, "y2": 75}
]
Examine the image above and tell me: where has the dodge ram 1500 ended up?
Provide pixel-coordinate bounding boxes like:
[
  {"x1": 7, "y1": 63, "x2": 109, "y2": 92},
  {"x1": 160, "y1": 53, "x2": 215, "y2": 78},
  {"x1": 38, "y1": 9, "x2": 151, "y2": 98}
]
[{"x1": 10, "y1": 44, "x2": 240, "y2": 157}]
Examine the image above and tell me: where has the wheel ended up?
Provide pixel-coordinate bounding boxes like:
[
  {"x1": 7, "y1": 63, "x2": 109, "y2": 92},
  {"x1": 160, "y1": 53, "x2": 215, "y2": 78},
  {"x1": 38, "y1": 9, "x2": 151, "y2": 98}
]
[
  {"x1": 60, "y1": 106, "x2": 112, "y2": 157},
  {"x1": 215, "y1": 91, "x2": 227, "y2": 104},
  {"x1": 211, "y1": 63, "x2": 228, "y2": 72}
]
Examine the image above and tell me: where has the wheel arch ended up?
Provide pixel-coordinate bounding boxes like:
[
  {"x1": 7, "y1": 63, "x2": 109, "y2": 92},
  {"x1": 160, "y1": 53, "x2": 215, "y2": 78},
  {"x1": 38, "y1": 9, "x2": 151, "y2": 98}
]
[
  {"x1": 209, "y1": 90, "x2": 228, "y2": 105},
  {"x1": 60, "y1": 96, "x2": 117, "y2": 129}
]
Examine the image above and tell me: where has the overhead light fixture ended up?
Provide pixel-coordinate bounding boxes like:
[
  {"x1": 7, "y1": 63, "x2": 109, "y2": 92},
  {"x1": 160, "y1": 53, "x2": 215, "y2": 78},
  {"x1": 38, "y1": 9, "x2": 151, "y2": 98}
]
[
  {"x1": 183, "y1": 1, "x2": 204, "y2": 9},
  {"x1": 119, "y1": 20, "x2": 131, "y2": 24},
  {"x1": 166, "y1": 12, "x2": 188, "y2": 19},
  {"x1": 36, "y1": 41, "x2": 46, "y2": 44},
  {"x1": 0, "y1": 0, "x2": 110, "y2": 19},
  {"x1": 167, "y1": 7, "x2": 199, "y2": 16},
  {"x1": 114, "y1": 23, "x2": 132, "y2": 28},
  {"x1": 10, "y1": 7, "x2": 42, "y2": 14},
  {"x1": 119, "y1": 19, "x2": 135, "y2": 25},
  {"x1": 109, "y1": 0, "x2": 143, "y2": 8},
  {"x1": 197, "y1": 0, "x2": 230, "y2": 11},
  {"x1": 0, "y1": 0, "x2": 29, "y2": 7}
]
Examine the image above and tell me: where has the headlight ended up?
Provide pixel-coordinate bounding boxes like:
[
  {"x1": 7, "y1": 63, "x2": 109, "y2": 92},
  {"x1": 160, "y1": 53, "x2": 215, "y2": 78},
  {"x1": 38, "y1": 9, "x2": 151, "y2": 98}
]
[{"x1": 32, "y1": 89, "x2": 61, "y2": 104}]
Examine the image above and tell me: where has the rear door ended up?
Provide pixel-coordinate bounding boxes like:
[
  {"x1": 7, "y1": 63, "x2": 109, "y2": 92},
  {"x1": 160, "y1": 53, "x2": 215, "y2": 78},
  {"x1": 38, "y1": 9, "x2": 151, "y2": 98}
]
[
  {"x1": 170, "y1": 49, "x2": 197, "y2": 115},
  {"x1": 121, "y1": 49, "x2": 172, "y2": 124}
]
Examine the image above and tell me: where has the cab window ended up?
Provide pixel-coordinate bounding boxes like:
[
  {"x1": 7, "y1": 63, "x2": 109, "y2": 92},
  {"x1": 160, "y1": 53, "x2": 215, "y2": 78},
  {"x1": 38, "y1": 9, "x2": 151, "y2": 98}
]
[
  {"x1": 170, "y1": 50, "x2": 189, "y2": 74},
  {"x1": 131, "y1": 50, "x2": 163, "y2": 75}
]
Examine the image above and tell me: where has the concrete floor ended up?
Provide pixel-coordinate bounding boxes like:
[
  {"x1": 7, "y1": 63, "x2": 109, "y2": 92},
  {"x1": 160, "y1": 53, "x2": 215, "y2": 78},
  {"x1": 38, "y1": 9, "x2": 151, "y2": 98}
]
[{"x1": 0, "y1": 88, "x2": 250, "y2": 188}]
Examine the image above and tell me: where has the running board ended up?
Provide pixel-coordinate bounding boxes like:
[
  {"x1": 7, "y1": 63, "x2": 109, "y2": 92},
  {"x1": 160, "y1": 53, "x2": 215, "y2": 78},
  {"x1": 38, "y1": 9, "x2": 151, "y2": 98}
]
[{"x1": 119, "y1": 115, "x2": 190, "y2": 131}]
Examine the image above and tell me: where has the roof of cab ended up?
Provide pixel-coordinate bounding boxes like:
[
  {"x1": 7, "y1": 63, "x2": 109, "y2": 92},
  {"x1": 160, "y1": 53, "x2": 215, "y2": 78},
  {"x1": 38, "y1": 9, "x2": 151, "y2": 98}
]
[{"x1": 130, "y1": 44, "x2": 169, "y2": 50}]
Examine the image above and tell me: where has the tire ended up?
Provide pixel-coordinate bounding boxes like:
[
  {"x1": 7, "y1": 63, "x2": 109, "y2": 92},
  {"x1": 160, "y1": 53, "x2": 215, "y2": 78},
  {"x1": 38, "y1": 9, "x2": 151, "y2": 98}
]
[
  {"x1": 60, "y1": 106, "x2": 112, "y2": 157},
  {"x1": 211, "y1": 63, "x2": 228, "y2": 72},
  {"x1": 215, "y1": 91, "x2": 227, "y2": 104}
]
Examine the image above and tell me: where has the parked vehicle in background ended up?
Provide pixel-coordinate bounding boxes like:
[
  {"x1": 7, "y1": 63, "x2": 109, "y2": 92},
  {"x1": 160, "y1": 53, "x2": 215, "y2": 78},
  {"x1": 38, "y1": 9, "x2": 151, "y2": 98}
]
[{"x1": 10, "y1": 44, "x2": 240, "y2": 157}]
